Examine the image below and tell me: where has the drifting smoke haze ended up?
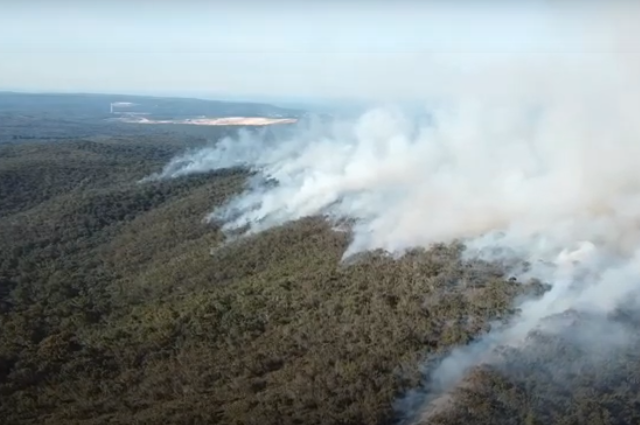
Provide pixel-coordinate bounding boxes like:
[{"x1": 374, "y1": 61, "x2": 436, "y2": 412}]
[{"x1": 152, "y1": 2, "x2": 640, "y2": 422}]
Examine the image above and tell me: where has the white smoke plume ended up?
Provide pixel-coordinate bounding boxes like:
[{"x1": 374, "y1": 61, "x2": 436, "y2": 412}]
[{"x1": 153, "y1": 2, "x2": 640, "y2": 419}]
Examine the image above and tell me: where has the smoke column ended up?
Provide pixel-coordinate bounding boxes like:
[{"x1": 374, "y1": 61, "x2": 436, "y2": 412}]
[{"x1": 153, "y1": 2, "x2": 640, "y2": 420}]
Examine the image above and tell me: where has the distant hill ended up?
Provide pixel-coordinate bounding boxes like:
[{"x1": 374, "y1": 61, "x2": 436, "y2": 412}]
[{"x1": 0, "y1": 91, "x2": 305, "y2": 122}]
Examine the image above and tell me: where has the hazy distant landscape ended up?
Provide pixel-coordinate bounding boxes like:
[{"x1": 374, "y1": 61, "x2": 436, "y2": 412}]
[
  {"x1": 0, "y1": 91, "x2": 304, "y2": 121},
  {"x1": 1, "y1": 91, "x2": 640, "y2": 425}
]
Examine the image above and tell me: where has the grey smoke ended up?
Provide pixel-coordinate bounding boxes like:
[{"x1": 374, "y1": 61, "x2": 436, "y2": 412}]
[{"x1": 151, "y1": 2, "x2": 640, "y2": 420}]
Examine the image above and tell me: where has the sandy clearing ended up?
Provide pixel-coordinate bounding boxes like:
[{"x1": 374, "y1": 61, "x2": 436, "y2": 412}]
[{"x1": 115, "y1": 116, "x2": 298, "y2": 126}]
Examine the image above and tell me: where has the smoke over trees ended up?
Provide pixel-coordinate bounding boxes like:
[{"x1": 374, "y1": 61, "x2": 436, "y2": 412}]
[{"x1": 151, "y1": 4, "x2": 640, "y2": 423}]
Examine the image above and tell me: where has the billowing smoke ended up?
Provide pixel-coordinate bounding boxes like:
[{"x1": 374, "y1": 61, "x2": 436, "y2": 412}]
[{"x1": 152, "y1": 2, "x2": 640, "y2": 421}]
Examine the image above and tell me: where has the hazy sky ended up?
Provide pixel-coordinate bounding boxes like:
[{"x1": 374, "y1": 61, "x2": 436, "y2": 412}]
[{"x1": 1, "y1": 2, "x2": 592, "y2": 101}]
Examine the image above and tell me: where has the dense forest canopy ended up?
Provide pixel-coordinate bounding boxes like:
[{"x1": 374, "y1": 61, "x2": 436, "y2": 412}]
[{"x1": 1, "y1": 93, "x2": 639, "y2": 425}]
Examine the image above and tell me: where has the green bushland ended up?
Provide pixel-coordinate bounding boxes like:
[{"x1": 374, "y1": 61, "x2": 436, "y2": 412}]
[{"x1": 0, "y1": 130, "x2": 555, "y2": 425}]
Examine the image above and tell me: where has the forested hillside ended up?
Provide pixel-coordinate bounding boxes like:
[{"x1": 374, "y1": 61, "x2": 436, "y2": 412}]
[
  {"x1": 1, "y1": 114, "x2": 639, "y2": 425},
  {"x1": 0, "y1": 114, "x2": 533, "y2": 425}
]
